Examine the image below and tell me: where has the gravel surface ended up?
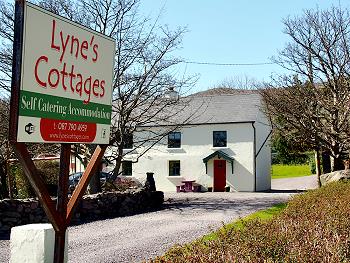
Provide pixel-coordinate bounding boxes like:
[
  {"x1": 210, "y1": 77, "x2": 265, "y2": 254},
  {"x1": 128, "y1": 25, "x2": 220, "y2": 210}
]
[
  {"x1": 0, "y1": 237, "x2": 10, "y2": 263},
  {"x1": 67, "y1": 192, "x2": 291, "y2": 263},
  {"x1": 0, "y1": 176, "x2": 316, "y2": 263},
  {"x1": 271, "y1": 174, "x2": 318, "y2": 191}
]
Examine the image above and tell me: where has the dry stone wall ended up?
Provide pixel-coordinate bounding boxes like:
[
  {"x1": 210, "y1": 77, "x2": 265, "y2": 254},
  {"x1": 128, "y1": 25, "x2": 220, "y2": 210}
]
[{"x1": 0, "y1": 190, "x2": 164, "y2": 234}]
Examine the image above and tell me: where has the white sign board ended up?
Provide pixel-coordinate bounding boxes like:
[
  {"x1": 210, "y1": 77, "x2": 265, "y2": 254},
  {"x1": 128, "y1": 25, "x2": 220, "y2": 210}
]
[{"x1": 17, "y1": 3, "x2": 115, "y2": 144}]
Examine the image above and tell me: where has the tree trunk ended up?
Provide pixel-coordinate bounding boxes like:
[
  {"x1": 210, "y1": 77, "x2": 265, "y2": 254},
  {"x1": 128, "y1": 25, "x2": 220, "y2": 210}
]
[
  {"x1": 110, "y1": 147, "x2": 124, "y2": 182},
  {"x1": 315, "y1": 150, "x2": 321, "y2": 188},
  {"x1": 331, "y1": 156, "x2": 344, "y2": 172},
  {"x1": 87, "y1": 162, "x2": 102, "y2": 194},
  {"x1": 322, "y1": 152, "x2": 331, "y2": 173},
  {"x1": 87, "y1": 171, "x2": 102, "y2": 194},
  {"x1": 0, "y1": 161, "x2": 9, "y2": 199}
]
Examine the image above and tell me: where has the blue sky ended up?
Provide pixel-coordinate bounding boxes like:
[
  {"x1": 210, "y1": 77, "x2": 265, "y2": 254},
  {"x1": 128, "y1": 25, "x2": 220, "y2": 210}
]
[{"x1": 140, "y1": 0, "x2": 349, "y2": 92}]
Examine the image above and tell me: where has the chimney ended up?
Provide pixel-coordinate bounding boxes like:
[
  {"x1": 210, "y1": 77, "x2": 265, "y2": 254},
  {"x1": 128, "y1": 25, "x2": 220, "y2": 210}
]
[{"x1": 164, "y1": 86, "x2": 179, "y2": 100}]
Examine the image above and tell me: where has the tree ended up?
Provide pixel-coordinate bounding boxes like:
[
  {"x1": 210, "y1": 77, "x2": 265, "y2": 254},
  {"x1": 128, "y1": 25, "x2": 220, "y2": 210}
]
[
  {"x1": 271, "y1": 133, "x2": 309, "y2": 165},
  {"x1": 0, "y1": 0, "x2": 80, "y2": 197},
  {"x1": 261, "y1": 6, "x2": 350, "y2": 175},
  {"x1": 0, "y1": 0, "x2": 197, "y2": 193},
  {"x1": 0, "y1": 1, "x2": 14, "y2": 95},
  {"x1": 213, "y1": 74, "x2": 260, "y2": 90},
  {"x1": 0, "y1": 98, "x2": 10, "y2": 198},
  {"x1": 77, "y1": 0, "x2": 197, "y2": 182}
]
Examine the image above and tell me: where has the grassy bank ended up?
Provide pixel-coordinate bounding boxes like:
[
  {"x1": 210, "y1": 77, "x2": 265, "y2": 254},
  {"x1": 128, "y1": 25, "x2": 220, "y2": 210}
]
[
  {"x1": 271, "y1": 164, "x2": 311, "y2": 179},
  {"x1": 201, "y1": 203, "x2": 287, "y2": 242},
  {"x1": 152, "y1": 181, "x2": 350, "y2": 262}
]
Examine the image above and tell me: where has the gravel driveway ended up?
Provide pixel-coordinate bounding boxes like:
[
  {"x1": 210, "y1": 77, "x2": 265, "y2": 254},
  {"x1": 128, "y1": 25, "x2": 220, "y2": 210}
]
[{"x1": 0, "y1": 176, "x2": 316, "y2": 263}]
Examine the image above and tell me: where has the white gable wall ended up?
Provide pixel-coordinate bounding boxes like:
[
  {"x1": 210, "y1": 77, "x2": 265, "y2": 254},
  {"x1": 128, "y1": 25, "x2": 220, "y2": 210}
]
[
  {"x1": 254, "y1": 108, "x2": 272, "y2": 191},
  {"x1": 128, "y1": 123, "x2": 255, "y2": 192}
]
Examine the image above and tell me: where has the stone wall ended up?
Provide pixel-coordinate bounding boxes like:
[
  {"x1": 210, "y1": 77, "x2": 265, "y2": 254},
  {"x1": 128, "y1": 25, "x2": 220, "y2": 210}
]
[{"x1": 0, "y1": 190, "x2": 164, "y2": 234}]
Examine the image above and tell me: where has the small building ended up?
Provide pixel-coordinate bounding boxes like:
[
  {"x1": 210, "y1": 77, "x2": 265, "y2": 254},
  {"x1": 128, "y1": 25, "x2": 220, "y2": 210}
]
[{"x1": 121, "y1": 89, "x2": 272, "y2": 192}]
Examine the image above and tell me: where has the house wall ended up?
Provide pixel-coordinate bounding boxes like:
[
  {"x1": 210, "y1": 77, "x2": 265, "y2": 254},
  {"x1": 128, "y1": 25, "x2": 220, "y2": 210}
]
[
  {"x1": 254, "y1": 108, "x2": 272, "y2": 191},
  {"x1": 127, "y1": 123, "x2": 255, "y2": 192}
]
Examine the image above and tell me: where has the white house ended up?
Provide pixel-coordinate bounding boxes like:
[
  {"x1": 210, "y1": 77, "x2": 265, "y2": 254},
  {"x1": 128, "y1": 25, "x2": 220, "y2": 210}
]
[{"x1": 120, "y1": 89, "x2": 272, "y2": 192}]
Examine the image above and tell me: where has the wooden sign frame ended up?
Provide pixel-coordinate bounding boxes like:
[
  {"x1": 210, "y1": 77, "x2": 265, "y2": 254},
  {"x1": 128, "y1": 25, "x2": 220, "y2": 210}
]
[{"x1": 9, "y1": 1, "x2": 109, "y2": 262}]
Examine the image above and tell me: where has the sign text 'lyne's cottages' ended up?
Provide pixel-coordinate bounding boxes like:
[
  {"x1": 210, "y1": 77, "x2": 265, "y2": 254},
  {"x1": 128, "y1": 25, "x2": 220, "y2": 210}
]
[{"x1": 18, "y1": 3, "x2": 115, "y2": 144}]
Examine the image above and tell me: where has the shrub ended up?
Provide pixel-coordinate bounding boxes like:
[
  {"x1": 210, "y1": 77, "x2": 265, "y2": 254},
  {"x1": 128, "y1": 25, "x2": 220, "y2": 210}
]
[
  {"x1": 35, "y1": 160, "x2": 59, "y2": 185},
  {"x1": 309, "y1": 155, "x2": 316, "y2": 174},
  {"x1": 152, "y1": 181, "x2": 350, "y2": 262},
  {"x1": 9, "y1": 160, "x2": 59, "y2": 198},
  {"x1": 271, "y1": 136, "x2": 309, "y2": 165},
  {"x1": 102, "y1": 177, "x2": 143, "y2": 192},
  {"x1": 9, "y1": 163, "x2": 35, "y2": 199}
]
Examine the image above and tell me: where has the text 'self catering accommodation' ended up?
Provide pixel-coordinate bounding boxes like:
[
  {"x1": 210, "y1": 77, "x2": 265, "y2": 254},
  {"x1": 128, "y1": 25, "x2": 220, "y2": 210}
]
[{"x1": 120, "y1": 89, "x2": 271, "y2": 192}]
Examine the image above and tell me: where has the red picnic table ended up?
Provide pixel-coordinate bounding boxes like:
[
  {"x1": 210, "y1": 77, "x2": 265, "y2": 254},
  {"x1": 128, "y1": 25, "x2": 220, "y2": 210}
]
[{"x1": 176, "y1": 180, "x2": 201, "y2": 192}]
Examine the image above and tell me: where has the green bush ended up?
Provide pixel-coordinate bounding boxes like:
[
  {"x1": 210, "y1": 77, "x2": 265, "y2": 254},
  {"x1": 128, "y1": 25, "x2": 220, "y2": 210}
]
[
  {"x1": 309, "y1": 155, "x2": 316, "y2": 174},
  {"x1": 271, "y1": 136, "x2": 309, "y2": 165},
  {"x1": 152, "y1": 181, "x2": 350, "y2": 262},
  {"x1": 35, "y1": 160, "x2": 59, "y2": 185},
  {"x1": 9, "y1": 160, "x2": 59, "y2": 199},
  {"x1": 9, "y1": 164, "x2": 35, "y2": 199}
]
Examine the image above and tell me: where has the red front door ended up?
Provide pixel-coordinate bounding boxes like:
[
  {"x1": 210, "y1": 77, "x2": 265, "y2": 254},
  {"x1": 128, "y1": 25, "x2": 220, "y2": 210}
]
[{"x1": 214, "y1": 160, "x2": 226, "y2": 192}]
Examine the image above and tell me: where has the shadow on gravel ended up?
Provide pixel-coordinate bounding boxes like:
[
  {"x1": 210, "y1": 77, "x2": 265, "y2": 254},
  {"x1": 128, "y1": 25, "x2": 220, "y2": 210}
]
[
  {"x1": 162, "y1": 199, "x2": 284, "y2": 213},
  {"x1": 264, "y1": 189, "x2": 307, "y2": 194}
]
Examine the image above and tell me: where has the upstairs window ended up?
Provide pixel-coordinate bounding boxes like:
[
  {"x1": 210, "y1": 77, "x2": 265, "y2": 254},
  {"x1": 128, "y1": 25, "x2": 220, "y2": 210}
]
[
  {"x1": 122, "y1": 161, "x2": 132, "y2": 176},
  {"x1": 169, "y1": 161, "x2": 180, "y2": 176},
  {"x1": 123, "y1": 133, "x2": 133, "y2": 149},
  {"x1": 213, "y1": 131, "x2": 227, "y2": 147},
  {"x1": 168, "y1": 132, "x2": 181, "y2": 148}
]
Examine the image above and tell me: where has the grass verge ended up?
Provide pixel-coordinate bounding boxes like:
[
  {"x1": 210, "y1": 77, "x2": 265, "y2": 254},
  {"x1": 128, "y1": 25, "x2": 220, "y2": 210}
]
[
  {"x1": 151, "y1": 181, "x2": 350, "y2": 262},
  {"x1": 271, "y1": 164, "x2": 311, "y2": 179},
  {"x1": 202, "y1": 203, "x2": 286, "y2": 242}
]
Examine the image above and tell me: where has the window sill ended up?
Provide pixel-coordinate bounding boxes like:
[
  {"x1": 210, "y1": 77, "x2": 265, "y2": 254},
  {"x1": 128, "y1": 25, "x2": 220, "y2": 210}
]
[
  {"x1": 166, "y1": 148, "x2": 185, "y2": 153},
  {"x1": 211, "y1": 146, "x2": 229, "y2": 150},
  {"x1": 123, "y1": 147, "x2": 135, "y2": 150},
  {"x1": 167, "y1": 147, "x2": 182, "y2": 149},
  {"x1": 167, "y1": 176, "x2": 184, "y2": 179}
]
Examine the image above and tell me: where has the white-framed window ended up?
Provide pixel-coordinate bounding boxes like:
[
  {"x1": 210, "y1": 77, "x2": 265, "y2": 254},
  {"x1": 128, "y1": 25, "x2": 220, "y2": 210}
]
[
  {"x1": 122, "y1": 161, "x2": 132, "y2": 176},
  {"x1": 168, "y1": 132, "x2": 181, "y2": 148},
  {"x1": 169, "y1": 160, "x2": 180, "y2": 176},
  {"x1": 213, "y1": 131, "x2": 227, "y2": 147}
]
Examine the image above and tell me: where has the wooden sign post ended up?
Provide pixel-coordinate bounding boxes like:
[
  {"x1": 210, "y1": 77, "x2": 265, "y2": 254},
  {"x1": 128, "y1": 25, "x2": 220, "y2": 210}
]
[{"x1": 9, "y1": 1, "x2": 115, "y2": 262}]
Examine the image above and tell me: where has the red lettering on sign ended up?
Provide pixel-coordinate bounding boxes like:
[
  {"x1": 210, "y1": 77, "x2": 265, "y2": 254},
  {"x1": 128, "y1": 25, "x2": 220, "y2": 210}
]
[
  {"x1": 33, "y1": 19, "x2": 109, "y2": 104},
  {"x1": 92, "y1": 43, "x2": 98, "y2": 62},
  {"x1": 51, "y1": 20, "x2": 60, "y2": 51},
  {"x1": 34, "y1": 55, "x2": 48, "y2": 88},
  {"x1": 100, "y1": 80, "x2": 105, "y2": 97},
  {"x1": 81, "y1": 40, "x2": 88, "y2": 60},
  {"x1": 60, "y1": 31, "x2": 70, "y2": 62}
]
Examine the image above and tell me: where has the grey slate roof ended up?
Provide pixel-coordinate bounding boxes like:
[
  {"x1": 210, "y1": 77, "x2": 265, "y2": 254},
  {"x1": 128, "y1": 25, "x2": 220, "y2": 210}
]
[
  {"x1": 139, "y1": 88, "x2": 263, "y2": 127},
  {"x1": 184, "y1": 91, "x2": 262, "y2": 124}
]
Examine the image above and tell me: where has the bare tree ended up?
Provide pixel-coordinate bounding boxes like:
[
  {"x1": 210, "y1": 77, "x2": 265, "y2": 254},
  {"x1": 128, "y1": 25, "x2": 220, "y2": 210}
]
[
  {"x1": 0, "y1": 1, "x2": 14, "y2": 95},
  {"x1": 0, "y1": 98, "x2": 10, "y2": 198},
  {"x1": 78, "y1": 0, "x2": 197, "y2": 181},
  {"x1": 214, "y1": 74, "x2": 260, "y2": 90},
  {"x1": 262, "y1": 6, "x2": 350, "y2": 173},
  {"x1": 0, "y1": 0, "x2": 196, "y2": 193},
  {"x1": 0, "y1": 0, "x2": 86, "y2": 196}
]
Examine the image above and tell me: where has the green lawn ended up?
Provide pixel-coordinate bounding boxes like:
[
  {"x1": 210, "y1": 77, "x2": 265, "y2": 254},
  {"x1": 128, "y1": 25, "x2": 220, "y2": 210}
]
[{"x1": 272, "y1": 164, "x2": 311, "y2": 179}]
